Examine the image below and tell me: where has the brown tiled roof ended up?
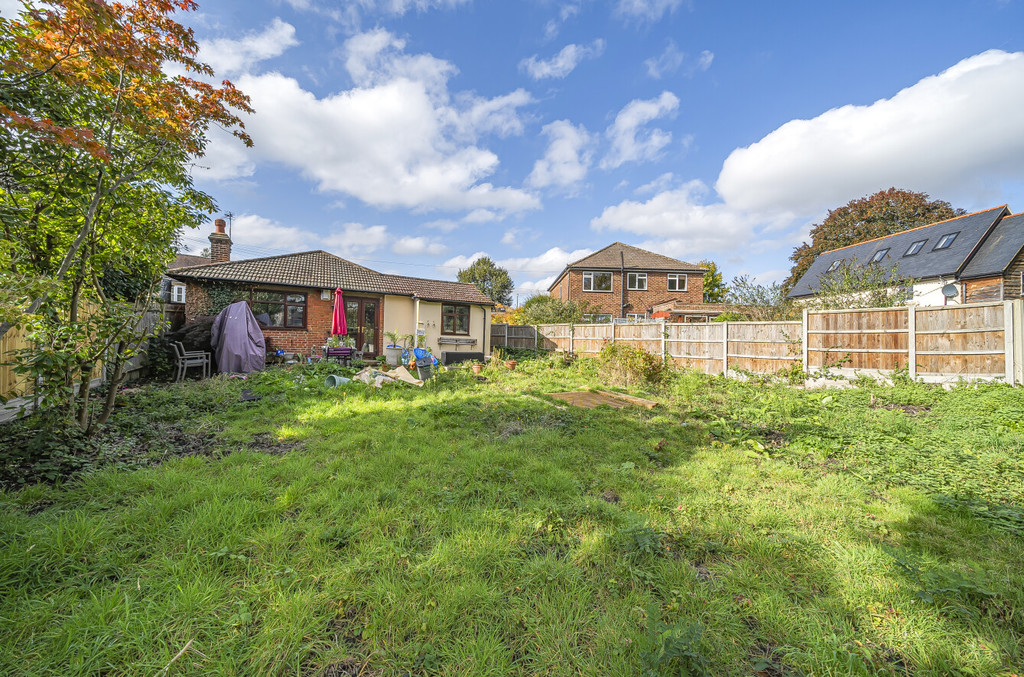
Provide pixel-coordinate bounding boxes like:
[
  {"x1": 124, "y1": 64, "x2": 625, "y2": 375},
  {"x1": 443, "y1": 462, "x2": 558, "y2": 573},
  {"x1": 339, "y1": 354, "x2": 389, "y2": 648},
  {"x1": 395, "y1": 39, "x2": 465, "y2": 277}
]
[
  {"x1": 170, "y1": 254, "x2": 211, "y2": 269},
  {"x1": 167, "y1": 250, "x2": 492, "y2": 305},
  {"x1": 567, "y1": 242, "x2": 704, "y2": 271}
]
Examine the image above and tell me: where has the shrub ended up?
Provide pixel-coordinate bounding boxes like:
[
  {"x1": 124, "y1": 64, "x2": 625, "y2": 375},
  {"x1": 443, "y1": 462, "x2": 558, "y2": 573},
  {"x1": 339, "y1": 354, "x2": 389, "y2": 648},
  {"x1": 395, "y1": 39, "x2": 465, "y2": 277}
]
[{"x1": 598, "y1": 343, "x2": 668, "y2": 387}]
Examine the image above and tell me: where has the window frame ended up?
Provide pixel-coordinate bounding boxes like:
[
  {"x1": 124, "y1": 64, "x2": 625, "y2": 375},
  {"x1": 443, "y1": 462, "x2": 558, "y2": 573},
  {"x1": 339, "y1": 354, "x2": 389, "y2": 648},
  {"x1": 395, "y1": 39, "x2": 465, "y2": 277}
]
[
  {"x1": 904, "y1": 240, "x2": 927, "y2": 257},
  {"x1": 626, "y1": 313, "x2": 647, "y2": 321},
  {"x1": 934, "y1": 232, "x2": 959, "y2": 250},
  {"x1": 171, "y1": 284, "x2": 186, "y2": 304},
  {"x1": 869, "y1": 248, "x2": 891, "y2": 264},
  {"x1": 626, "y1": 272, "x2": 647, "y2": 290},
  {"x1": 441, "y1": 303, "x2": 471, "y2": 336},
  {"x1": 582, "y1": 271, "x2": 613, "y2": 293},
  {"x1": 666, "y1": 273, "x2": 688, "y2": 292},
  {"x1": 248, "y1": 288, "x2": 308, "y2": 330},
  {"x1": 826, "y1": 260, "x2": 842, "y2": 273}
]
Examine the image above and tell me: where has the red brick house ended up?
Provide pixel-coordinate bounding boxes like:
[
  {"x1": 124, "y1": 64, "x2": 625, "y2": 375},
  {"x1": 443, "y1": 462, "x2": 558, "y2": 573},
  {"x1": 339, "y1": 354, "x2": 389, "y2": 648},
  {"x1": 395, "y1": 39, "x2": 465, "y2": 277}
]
[
  {"x1": 168, "y1": 222, "x2": 493, "y2": 362},
  {"x1": 547, "y1": 243, "x2": 707, "y2": 321}
]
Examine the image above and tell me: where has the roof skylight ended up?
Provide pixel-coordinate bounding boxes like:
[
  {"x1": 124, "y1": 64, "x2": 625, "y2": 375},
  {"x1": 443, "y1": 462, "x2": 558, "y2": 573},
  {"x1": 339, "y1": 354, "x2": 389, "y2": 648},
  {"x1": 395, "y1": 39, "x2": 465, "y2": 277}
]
[
  {"x1": 904, "y1": 240, "x2": 926, "y2": 256},
  {"x1": 934, "y1": 232, "x2": 959, "y2": 250}
]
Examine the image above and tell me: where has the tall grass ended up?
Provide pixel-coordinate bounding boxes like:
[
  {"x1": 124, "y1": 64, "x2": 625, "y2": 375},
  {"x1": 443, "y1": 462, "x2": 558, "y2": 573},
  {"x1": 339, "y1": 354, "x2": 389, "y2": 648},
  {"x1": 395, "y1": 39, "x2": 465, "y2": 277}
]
[{"x1": 1, "y1": 355, "x2": 1022, "y2": 675}]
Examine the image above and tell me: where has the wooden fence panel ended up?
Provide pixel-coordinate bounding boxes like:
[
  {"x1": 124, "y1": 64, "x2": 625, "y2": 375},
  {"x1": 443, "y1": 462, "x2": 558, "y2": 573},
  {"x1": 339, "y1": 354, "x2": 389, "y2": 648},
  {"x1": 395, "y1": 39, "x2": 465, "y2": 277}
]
[
  {"x1": 666, "y1": 323, "x2": 724, "y2": 374},
  {"x1": 727, "y1": 322, "x2": 802, "y2": 374},
  {"x1": 0, "y1": 324, "x2": 31, "y2": 399},
  {"x1": 524, "y1": 301, "x2": 1022, "y2": 384}
]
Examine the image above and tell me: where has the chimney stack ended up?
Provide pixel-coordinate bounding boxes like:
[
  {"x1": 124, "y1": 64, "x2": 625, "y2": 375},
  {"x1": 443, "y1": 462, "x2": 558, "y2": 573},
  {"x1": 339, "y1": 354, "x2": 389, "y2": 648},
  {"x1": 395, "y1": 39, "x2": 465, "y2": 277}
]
[{"x1": 209, "y1": 218, "x2": 232, "y2": 263}]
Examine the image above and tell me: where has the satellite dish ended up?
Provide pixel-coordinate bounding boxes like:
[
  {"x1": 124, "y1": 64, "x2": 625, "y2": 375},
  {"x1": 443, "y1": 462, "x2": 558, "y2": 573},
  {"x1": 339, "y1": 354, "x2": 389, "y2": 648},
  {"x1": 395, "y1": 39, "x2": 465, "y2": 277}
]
[{"x1": 941, "y1": 283, "x2": 959, "y2": 298}]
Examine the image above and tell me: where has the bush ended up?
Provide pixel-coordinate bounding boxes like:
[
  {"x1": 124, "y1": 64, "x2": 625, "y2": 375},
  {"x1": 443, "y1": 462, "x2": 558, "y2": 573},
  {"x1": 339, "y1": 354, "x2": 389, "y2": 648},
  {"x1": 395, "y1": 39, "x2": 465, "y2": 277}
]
[{"x1": 598, "y1": 343, "x2": 668, "y2": 387}]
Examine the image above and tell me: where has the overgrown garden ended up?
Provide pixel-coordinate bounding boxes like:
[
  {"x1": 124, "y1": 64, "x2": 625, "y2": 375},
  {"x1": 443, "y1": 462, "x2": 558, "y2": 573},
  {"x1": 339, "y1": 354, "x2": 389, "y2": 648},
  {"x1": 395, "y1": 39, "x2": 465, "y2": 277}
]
[{"x1": 1, "y1": 353, "x2": 1022, "y2": 675}]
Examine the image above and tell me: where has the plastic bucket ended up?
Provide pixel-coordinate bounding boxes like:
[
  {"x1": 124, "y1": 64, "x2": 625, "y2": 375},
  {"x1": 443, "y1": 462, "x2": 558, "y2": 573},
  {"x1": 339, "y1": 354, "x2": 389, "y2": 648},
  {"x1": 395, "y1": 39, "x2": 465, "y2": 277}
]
[{"x1": 324, "y1": 374, "x2": 351, "y2": 388}]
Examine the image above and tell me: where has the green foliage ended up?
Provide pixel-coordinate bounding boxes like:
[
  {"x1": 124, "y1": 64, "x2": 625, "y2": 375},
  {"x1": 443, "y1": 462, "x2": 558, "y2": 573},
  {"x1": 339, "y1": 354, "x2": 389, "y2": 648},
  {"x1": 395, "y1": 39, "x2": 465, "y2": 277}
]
[
  {"x1": 199, "y1": 282, "x2": 243, "y2": 316},
  {"x1": 806, "y1": 258, "x2": 916, "y2": 310},
  {"x1": 599, "y1": 343, "x2": 668, "y2": 387},
  {"x1": 724, "y1": 275, "x2": 797, "y2": 321},
  {"x1": 518, "y1": 295, "x2": 594, "y2": 325},
  {"x1": 786, "y1": 187, "x2": 964, "y2": 293},
  {"x1": 619, "y1": 523, "x2": 668, "y2": 559},
  {"x1": 456, "y1": 256, "x2": 514, "y2": 305},
  {"x1": 885, "y1": 547, "x2": 997, "y2": 615},
  {"x1": 695, "y1": 259, "x2": 726, "y2": 303},
  {"x1": 641, "y1": 610, "x2": 710, "y2": 677}
]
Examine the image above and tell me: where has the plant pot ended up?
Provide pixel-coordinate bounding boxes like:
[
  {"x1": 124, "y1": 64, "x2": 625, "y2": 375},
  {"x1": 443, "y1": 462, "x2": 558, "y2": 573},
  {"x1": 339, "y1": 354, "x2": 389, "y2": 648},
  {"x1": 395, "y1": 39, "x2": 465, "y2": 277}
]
[
  {"x1": 505, "y1": 360, "x2": 517, "y2": 371},
  {"x1": 471, "y1": 363, "x2": 484, "y2": 374},
  {"x1": 385, "y1": 345, "x2": 403, "y2": 366}
]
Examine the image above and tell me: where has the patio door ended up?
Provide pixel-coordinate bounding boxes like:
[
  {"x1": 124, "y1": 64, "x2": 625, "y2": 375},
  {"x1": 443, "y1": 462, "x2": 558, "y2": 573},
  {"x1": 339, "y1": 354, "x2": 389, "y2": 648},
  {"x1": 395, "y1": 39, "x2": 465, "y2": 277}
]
[{"x1": 344, "y1": 297, "x2": 380, "y2": 359}]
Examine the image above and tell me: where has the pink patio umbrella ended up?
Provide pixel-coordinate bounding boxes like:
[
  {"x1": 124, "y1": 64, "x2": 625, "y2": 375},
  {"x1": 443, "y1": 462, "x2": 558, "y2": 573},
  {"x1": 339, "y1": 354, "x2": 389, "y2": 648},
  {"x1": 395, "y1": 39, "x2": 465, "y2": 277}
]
[{"x1": 331, "y1": 288, "x2": 347, "y2": 337}]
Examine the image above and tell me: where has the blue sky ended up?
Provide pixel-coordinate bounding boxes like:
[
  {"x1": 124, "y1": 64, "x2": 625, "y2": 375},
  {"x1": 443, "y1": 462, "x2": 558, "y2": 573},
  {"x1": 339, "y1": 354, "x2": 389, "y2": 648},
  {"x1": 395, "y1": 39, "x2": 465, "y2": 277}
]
[{"x1": 44, "y1": 0, "x2": 1024, "y2": 296}]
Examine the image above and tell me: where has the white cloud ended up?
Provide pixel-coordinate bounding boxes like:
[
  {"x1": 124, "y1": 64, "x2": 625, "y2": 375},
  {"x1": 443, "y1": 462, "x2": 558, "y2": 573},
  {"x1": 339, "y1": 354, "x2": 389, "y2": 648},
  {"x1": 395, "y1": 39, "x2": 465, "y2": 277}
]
[
  {"x1": 391, "y1": 236, "x2": 447, "y2": 256},
  {"x1": 441, "y1": 251, "x2": 488, "y2": 271},
  {"x1": 285, "y1": 0, "x2": 471, "y2": 27},
  {"x1": 197, "y1": 18, "x2": 298, "y2": 76},
  {"x1": 614, "y1": 0, "x2": 685, "y2": 23},
  {"x1": 600, "y1": 91, "x2": 679, "y2": 169},
  {"x1": 463, "y1": 209, "x2": 499, "y2": 223},
  {"x1": 442, "y1": 246, "x2": 594, "y2": 293},
  {"x1": 193, "y1": 126, "x2": 256, "y2": 181},
  {"x1": 213, "y1": 29, "x2": 539, "y2": 215},
  {"x1": 422, "y1": 218, "x2": 461, "y2": 232},
  {"x1": 544, "y1": 2, "x2": 582, "y2": 40},
  {"x1": 644, "y1": 41, "x2": 684, "y2": 79},
  {"x1": 634, "y1": 172, "x2": 675, "y2": 195},
  {"x1": 526, "y1": 119, "x2": 594, "y2": 190},
  {"x1": 716, "y1": 49, "x2": 1024, "y2": 216},
  {"x1": 696, "y1": 50, "x2": 714, "y2": 72},
  {"x1": 520, "y1": 40, "x2": 605, "y2": 80},
  {"x1": 501, "y1": 228, "x2": 522, "y2": 246},
  {"x1": 591, "y1": 179, "x2": 765, "y2": 254},
  {"x1": 0, "y1": 0, "x2": 26, "y2": 18},
  {"x1": 321, "y1": 223, "x2": 390, "y2": 258},
  {"x1": 591, "y1": 51, "x2": 1024, "y2": 273},
  {"x1": 230, "y1": 213, "x2": 315, "y2": 250}
]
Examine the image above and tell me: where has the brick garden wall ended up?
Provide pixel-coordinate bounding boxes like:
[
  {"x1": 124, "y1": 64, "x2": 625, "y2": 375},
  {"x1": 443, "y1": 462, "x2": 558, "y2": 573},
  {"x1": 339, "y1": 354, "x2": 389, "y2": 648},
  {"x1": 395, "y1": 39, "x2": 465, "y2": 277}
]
[{"x1": 551, "y1": 270, "x2": 704, "y2": 318}]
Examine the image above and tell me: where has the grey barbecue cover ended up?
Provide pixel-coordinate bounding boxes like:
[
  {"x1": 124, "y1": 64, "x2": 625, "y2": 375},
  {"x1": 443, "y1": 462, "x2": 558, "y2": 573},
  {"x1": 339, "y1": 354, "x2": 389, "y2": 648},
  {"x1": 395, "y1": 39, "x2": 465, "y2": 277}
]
[{"x1": 210, "y1": 301, "x2": 266, "y2": 373}]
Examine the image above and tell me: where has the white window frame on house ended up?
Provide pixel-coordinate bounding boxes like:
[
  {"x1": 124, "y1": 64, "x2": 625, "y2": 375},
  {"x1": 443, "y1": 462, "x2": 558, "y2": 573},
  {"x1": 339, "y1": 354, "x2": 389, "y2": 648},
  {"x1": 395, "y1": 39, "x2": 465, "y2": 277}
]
[
  {"x1": 171, "y1": 284, "x2": 186, "y2": 304},
  {"x1": 626, "y1": 313, "x2": 647, "y2": 321},
  {"x1": 582, "y1": 271, "x2": 613, "y2": 292},
  {"x1": 667, "y1": 274, "x2": 688, "y2": 292},
  {"x1": 582, "y1": 313, "x2": 612, "y2": 323},
  {"x1": 626, "y1": 272, "x2": 647, "y2": 290}
]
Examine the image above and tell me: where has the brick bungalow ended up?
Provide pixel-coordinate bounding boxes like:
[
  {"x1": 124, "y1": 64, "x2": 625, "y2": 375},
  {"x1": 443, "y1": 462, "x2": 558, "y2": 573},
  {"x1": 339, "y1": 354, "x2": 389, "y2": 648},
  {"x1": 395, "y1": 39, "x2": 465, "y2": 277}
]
[
  {"x1": 548, "y1": 242, "x2": 707, "y2": 321},
  {"x1": 168, "y1": 221, "x2": 493, "y2": 362}
]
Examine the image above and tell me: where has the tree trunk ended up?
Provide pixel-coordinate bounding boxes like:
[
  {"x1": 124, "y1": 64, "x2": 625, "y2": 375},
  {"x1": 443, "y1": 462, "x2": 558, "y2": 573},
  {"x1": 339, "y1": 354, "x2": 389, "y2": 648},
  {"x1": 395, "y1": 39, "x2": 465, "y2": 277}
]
[{"x1": 94, "y1": 344, "x2": 125, "y2": 429}]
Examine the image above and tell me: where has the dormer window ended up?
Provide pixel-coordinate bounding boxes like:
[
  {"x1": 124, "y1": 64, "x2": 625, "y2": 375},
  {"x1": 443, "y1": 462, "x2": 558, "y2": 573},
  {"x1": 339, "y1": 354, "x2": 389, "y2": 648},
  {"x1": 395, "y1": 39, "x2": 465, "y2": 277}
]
[
  {"x1": 869, "y1": 249, "x2": 890, "y2": 264},
  {"x1": 934, "y1": 232, "x2": 959, "y2": 250},
  {"x1": 826, "y1": 260, "x2": 842, "y2": 273},
  {"x1": 904, "y1": 240, "x2": 927, "y2": 256}
]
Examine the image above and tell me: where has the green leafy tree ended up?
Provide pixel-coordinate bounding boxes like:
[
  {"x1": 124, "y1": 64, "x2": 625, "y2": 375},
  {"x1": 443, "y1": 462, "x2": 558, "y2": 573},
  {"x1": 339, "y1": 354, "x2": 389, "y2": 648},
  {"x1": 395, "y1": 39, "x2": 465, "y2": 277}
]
[
  {"x1": 807, "y1": 259, "x2": 916, "y2": 310},
  {"x1": 724, "y1": 275, "x2": 796, "y2": 321},
  {"x1": 696, "y1": 259, "x2": 726, "y2": 303},
  {"x1": 0, "y1": 0, "x2": 251, "y2": 431},
  {"x1": 457, "y1": 256, "x2": 514, "y2": 306},
  {"x1": 785, "y1": 188, "x2": 964, "y2": 293},
  {"x1": 519, "y1": 295, "x2": 594, "y2": 325}
]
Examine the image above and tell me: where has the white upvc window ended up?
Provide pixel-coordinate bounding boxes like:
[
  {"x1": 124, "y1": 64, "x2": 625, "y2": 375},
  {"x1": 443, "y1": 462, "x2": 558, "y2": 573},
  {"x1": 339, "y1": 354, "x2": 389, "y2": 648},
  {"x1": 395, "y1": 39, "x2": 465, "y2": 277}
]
[
  {"x1": 626, "y1": 272, "x2": 647, "y2": 290},
  {"x1": 171, "y1": 284, "x2": 186, "y2": 304},
  {"x1": 667, "y1": 274, "x2": 688, "y2": 292},
  {"x1": 626, "y1": 313, "x2": 647, "y2": 321},
  {"x1": 582, "y1": 271, "x2": 613, "y2": 292}
]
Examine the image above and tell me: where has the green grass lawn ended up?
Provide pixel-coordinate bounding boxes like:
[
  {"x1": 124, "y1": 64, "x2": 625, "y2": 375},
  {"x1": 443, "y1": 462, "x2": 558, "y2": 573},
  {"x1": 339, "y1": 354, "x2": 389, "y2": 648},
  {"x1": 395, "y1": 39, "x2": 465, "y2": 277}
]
[{"x1": 1, "y1": 355, "x2": 1023, "y2": 675}]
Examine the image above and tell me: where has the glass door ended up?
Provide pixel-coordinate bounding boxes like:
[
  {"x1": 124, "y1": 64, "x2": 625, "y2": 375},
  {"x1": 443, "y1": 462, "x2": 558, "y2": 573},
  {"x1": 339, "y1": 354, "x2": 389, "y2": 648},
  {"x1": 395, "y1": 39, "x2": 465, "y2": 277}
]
[{"x1": 344, "y1": 297, "x2": 380, "y2": 359}]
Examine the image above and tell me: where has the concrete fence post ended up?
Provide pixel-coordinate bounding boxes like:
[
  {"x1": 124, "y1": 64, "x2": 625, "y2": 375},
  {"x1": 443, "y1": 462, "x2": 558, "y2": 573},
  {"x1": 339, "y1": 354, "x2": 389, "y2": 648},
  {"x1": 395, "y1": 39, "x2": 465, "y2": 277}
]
[
  {"x1": 908, "y1": 305, "x2": 917, "y2": 380},
  {"x1": 722, "y1": 321, "x2": 729, "y2": 376},
  {"x1": 661, "y1": 323, "x2": 666, "y2": 360},
  {"x1": 569, "y1": 324, "x2": 574, "y2": 356},
  {"x1": 535, "y1": 325, "x2": 540, "y2": 351},
  {"x1": 1004, "y1": 301, "x2": 1016, "y2": 386},
  {"x1": 802, "y1": 308, "x2": 809, "y2": 374}
]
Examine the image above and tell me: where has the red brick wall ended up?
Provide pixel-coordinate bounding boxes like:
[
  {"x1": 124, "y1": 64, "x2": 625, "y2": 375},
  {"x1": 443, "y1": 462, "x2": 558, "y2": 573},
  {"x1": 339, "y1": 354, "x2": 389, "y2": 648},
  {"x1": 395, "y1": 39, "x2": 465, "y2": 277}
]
[
  {"x1": 182, "y1": 283, "x2": 340, "y2": 356},
  {"x1": 549, "y1": 270, "x2": 704, "y2": 318}
]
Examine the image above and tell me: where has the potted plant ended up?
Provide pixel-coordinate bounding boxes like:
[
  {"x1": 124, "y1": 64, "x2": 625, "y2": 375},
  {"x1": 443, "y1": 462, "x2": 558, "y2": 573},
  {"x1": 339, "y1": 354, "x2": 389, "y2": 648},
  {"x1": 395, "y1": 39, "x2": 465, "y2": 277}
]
[
  {"x1": 384, "y1": 330, "x2": 403, "y2": 366},
  {"x1": 471, "y1": 362, "x2": 484, "y2": 375},
  {"x1": 505, "y1": 358, "x2": 518, "y2": 371}
]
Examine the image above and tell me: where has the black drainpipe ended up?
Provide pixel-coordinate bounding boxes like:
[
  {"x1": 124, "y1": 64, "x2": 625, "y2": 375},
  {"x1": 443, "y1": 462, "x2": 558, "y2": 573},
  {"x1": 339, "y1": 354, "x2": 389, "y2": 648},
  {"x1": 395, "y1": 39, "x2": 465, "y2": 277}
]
[{"x1": 620, "y1": 251, "x2": 626, "y2": 319}]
